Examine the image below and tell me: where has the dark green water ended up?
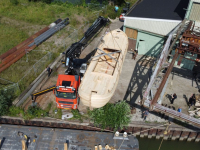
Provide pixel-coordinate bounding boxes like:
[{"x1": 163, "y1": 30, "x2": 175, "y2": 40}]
[{"x1": 137, "y1": 136, "x2": 200, "y2": 150}]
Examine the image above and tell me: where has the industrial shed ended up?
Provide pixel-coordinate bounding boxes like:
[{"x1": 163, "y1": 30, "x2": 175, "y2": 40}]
[{"x1": 124, "y1": 0, "x2": 189, "y2": 57}]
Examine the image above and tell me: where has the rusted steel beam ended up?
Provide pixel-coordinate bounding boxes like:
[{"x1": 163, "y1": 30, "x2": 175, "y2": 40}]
[
  {"x1": 177, "y1": 47, "x2": 200, "y2": 54},
  {"x1": 0, "y1": 38, "x2": 34, "y2": 66},
  {"x1": 0, "y1": 26, "x2": 49, "y2": 61},
  {"x1": 0, "y1": 49, "x2": 31, "y2": 73},
  {"x1": 168, "y1": 54, "x2": 200, "y2": 62},
  {"x1": 143, "y1": 20, "x2": 186, "y2": 101},
  {"x1": 150, "y1": 52, "x2": 179, "y2": 108}
]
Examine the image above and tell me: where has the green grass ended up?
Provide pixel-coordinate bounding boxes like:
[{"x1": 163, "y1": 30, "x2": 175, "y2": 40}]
[
  {"x1": 0, "y1": 23, "x2": 29, "y2": 55},
  {"x1": 0, "y1": 0, "x2": 137, "y2": 101}
]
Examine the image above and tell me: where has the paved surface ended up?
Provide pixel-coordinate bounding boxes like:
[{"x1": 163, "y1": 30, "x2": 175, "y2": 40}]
[
  {"x1": 78, "y1": 19, "x2": 167, "y2": 122},
  {"x1": 0, "y1": 124, "x2": 139, "y2": 150},
  {"x1": 162, "y1": 67, "x2": 199, "y2": 114},
  {"x1": 79, "y1": 19, "x2": 199, "y2": 123}
]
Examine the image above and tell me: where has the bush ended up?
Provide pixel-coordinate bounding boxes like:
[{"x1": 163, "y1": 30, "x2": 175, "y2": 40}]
[
  {"x1": 24, "y1": 106, "x2": 47, "y2": 120},
  {"x1": 10, "y1": 0, "x2": 19, "y2": 5},
  {"x1": 88, "y1": 101, "x2": 131, "y2": 130},
  {"x1": 0, "y1": 90, "x2": 13, "y2": 116},
  {"x1": 9, "y1": 106, "x2": 24, "y2": 117}
]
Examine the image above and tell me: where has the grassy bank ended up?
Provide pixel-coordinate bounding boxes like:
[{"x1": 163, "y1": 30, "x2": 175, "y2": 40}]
[{"x1": 0, "y1": 22, "x2": 29, "y2": 55}]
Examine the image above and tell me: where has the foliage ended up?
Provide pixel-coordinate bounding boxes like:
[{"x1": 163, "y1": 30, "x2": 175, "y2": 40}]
[
  {"x1": 71, "y1": 109, "x2": 83, "y2": 122},
  {"x1": 10, "y1": 0, "x2": 19, "y2": 5},
  {"x1": 8, "y1": 106, "x2": 24, "y2": 117},
  {"x1": 0, "y1": 22, "x2": 29, "y2": 55},
  {"x1": 24, "y1": 105, "x2": 48, "y2": 120},
  {"x1": 100, "y1": 5, "x2": 121, "y2": 19},
  {"x1": 57, "y1": 108, "x2": 62, "y2": 119},
  {"x1": 88, "y1": 101, "x2": 131, "y2": 130},
  {"x1": 0, "y1": 90, "x2": 13, "y2": 116}
]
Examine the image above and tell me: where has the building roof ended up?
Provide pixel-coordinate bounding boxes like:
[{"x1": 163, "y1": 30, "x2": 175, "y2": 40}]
[
  {"x1": 127, "y1": 0, "x2": 189, "y2": 20},
  {"x1": 124, "y1": 18, "x2": 181, "y2": 36}
]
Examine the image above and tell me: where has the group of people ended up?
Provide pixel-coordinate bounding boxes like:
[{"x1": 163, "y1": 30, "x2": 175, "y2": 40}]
[
  {"x1": 142, "y1": 93, "x2": 197, "y2": 121},
  {"x1": 171, "y1": 93, "x2": 196, "y2": 110}
]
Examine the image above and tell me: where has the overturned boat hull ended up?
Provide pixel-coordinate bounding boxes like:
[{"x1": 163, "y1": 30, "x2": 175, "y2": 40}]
[{"x1": 79, "y1": 29, "x2": 128, "y2": 108}]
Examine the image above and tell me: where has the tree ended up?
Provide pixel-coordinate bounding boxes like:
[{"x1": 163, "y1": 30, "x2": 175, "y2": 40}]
[{"x1": 0, "y1": 90, "x2": 13, "y2": 116}]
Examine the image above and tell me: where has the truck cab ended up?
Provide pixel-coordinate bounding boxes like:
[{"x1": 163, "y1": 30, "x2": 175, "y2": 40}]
[{"x1": 55, "y1": 74, "x2": 80, "y2": 109}]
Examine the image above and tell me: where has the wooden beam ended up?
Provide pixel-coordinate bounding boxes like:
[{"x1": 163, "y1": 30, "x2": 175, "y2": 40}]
[
  {"x1": 21, "y1": 140, "x2": 27, "y2": 150},
  {"x1": 64, "y1": 143, "x2": 68, "y2": 150}
]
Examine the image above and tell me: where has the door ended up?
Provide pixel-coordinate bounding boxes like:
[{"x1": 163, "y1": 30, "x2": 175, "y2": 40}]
[
  {"x1": 125, "y1": 28, "x2": 138, "y2": 39},
  {"x1": 138, "y1": 40, "x2": 145, "y2": 55}
]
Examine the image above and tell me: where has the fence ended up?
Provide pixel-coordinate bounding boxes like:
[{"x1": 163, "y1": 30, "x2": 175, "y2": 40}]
[
  {"x1": 0, "y1": 21, "x2": 95, "y2": 101},
  {"x1": 0, "y1": 52, "x2": 52, "y2": 95}
]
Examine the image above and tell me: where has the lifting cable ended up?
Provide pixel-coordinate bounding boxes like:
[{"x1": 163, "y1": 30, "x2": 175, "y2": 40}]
[
  {"x1": 157, "y1": 123, "x2": 171, "y2": 150},
  {"x1": 117, "y1": 123, "x2": 169, "y2": 150}
]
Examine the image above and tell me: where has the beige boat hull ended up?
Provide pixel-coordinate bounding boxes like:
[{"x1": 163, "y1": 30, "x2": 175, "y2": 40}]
[{"x1": 78, "y1": 29, "x2": 128, "y2": 108}]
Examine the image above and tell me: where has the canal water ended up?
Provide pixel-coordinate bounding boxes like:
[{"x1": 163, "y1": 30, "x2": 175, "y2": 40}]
[{"x1": 137, "y1": 136, "x2": 200, "y2": 150}]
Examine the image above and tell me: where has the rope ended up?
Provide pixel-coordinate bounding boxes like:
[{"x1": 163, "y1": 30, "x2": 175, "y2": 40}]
[
  {"x1": 118, "y1": 138, "x2": 125, "y2": 150},
  {"x1": 158, "y1": 137, "x2": 164, "y2": 150}
]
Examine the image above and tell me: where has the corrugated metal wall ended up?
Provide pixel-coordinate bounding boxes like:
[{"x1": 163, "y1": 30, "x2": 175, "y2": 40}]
[{"x1": 189, "y1": 3, "x2": 200, "y2": 21}]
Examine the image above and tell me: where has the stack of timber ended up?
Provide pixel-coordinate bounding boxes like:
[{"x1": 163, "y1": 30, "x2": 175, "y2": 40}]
[
  {"x1": 188, "y1": 94, "x2": 200, "y2": 117},
  {"x1": 195, "y1": 94, "x2": 200, "y2": 107},
  {"x1": 79, "y1": 29, "x2": 128, "y2": 108},
  {"x1": 0, "y1": 26, "x2": 49, "y2": 73}
]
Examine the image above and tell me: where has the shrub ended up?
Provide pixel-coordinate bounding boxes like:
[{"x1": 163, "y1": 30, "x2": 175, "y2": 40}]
[
  {"x1": 10, "y1": 0, "x2": 19, "y2": 5},
  {"x1": 9, "y1": 106, "x2": 24, "y2": 117},
  {"x1": 25, "y1": 105, "x2": 47, "y2": 119},
  {"x1": 0, "y1": 90, "x2": 13, "y2": 116},
  {"x1": 88, "y1": 101, "x2": 131, "y2": 130}
]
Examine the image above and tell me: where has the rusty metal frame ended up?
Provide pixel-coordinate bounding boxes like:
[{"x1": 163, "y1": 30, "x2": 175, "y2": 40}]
[{"x1": 143, "y1": 20, "x2": 200, "y2": 128}]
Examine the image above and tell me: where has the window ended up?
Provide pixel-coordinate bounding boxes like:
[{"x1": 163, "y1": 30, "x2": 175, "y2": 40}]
[{"x1": 55, "y1": 90, "x2": 76, "y2": 99}]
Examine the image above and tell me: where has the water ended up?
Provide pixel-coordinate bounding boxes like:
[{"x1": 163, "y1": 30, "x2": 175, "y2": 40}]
[{"x1": 137, "y1": 136, "x2": 200, "y2": 150}]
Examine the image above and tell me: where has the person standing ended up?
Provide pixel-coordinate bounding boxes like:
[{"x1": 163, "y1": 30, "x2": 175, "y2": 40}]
[
  {"x1": 171, "y1": 93, "x2": 177, "y2": 104},
  {"x1": 143, "y1": 110, "x2": 149, "y2": 121},
  {"x1": 46, "y1": 66, "x2": 52, "y2": 77},
  {"x1": 114, "y1": 5, "x2": 119, "y2": 12},
  {"x1": 189, "y1": 93, "x2": 196, "y2": 110}
]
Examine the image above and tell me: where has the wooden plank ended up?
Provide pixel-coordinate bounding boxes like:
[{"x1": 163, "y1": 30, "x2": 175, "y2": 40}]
[
  {"x1": 64, "y1": 143, "x2": 68, "y2": 150},
  {"x1": 21, "y1": 140, "x2": 27, "y2": 150}
]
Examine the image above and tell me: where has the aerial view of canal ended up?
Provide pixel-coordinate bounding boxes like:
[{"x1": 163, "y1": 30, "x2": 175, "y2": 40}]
[{"x1": 137, "y1": 136, "x2": 200, "y2": 150}]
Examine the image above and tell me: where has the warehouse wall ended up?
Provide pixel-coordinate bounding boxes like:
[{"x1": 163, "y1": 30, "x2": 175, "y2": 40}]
[
  {"x1": 123, "y1": 26, "x2": 165, "y2": 57},
  {"x1": 136, "y1": 31, "x2": 164, "y2": 57}
]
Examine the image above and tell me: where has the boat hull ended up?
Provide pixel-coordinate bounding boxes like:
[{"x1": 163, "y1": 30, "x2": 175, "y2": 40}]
[{"x1": 79, "y1": 29, "x2": 128, "y2": 108}]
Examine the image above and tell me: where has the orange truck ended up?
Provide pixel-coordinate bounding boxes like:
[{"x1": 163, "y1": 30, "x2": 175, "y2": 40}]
[{"x1": 31, "y1": 74, "x2": 80, "y2": 109}]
